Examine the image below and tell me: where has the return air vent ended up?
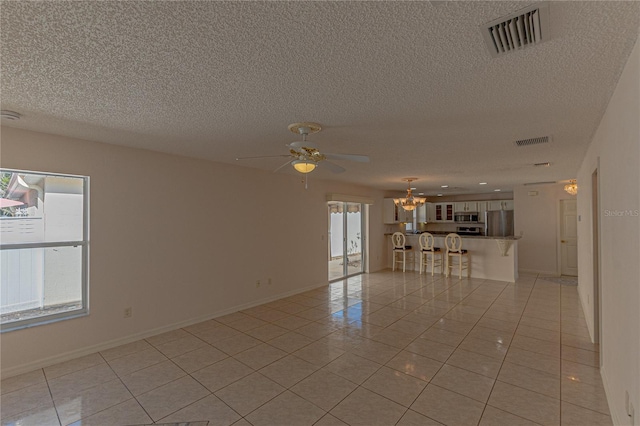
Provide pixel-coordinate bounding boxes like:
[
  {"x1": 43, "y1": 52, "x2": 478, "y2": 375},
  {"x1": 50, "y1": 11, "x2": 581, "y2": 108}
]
[
  {"x1": 482, "y1": 2, "x2": 550, "y2": 57},
  {"x1": 514, "y1": 135, "x2": 550, "y2": 147}
]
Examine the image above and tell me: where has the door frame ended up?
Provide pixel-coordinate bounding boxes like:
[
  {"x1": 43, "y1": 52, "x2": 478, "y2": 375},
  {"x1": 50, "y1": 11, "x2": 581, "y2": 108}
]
[
  {"x1": 558, "y1": 198, "x2": 578, "y2": 276},
  {"x1": 592, "y1": 167, "x2": 602, "y2": 356},
  {"x1": 328, "y1": 202, "x2": 366, "y2": 282}
]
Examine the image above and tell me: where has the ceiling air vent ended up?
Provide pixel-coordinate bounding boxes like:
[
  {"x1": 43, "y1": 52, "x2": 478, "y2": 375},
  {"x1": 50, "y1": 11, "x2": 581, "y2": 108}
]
[
  {"x1": 534, "y1": 162, "x2": 551, "y2": 167},
  {"x1": 481, "y1": 2, "x2": 550, "y2": 58},
  {"x1": 514, "y1": 135, "x2": 550, "y2": 147}
]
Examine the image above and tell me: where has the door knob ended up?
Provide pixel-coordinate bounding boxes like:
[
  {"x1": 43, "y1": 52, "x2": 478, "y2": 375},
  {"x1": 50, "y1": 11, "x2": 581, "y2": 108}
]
[{"x1": 561, "y1": 240, "x2": 566, "y2": 243}]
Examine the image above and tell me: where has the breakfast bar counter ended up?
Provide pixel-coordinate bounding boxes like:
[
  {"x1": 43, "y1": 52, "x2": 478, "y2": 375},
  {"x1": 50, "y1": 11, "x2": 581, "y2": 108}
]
[{"x1": 385, "y1": 233, "x2": 520, "y2": 282}]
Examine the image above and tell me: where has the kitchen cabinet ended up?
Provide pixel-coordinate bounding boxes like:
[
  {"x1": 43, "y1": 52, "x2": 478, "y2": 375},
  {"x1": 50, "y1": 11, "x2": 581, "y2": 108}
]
[
  {"x1": 488, "y1": 200, "x2": 514, "y2": 211},
  {"x1": 427, "y1": 203, "x2": 436, "y2": 222},
  {"x1": 454, "y1": 202, "x2": 478, "y2": 212},
  {"x1": 387, "y1": 198, "x2": 512, "y2": 224},
  {"x1": 417, "y1": 202, "x2": 435, "y2": 223},
  {"x1": 398, "y1": 206, "x2": 413, "y2": 223},
  {"x1": 488, "y1": 201, "x2": 500, "y2": 211},
  {"x1": 383, "y1": 198, "x2": 414, "y2": 223},
  {"x1": 383, "y1": 199, "x2": 397, "y2": 224},
  {"x1": 478, "y1": 201, "x2": 488, "y2": 222},
  {"x1": 435, "y1": 202, "x2": 454, "y2": 222}
]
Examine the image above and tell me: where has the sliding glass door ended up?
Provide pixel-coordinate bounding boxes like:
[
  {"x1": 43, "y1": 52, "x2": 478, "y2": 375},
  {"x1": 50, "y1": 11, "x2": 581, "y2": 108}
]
[{"x1": 328, "y1": 202, "x2": 365, "y2": 281}]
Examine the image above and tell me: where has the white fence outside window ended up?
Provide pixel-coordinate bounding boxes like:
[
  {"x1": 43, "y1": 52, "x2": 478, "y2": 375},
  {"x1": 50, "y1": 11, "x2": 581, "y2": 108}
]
[{"x1": 0, "y1": 170, "x2": 88, "y2": 331}]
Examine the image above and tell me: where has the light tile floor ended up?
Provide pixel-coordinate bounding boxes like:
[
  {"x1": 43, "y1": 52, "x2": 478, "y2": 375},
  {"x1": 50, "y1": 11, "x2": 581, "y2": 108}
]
[{"x1": 1, "y1": 271, "x2": 611, "y2": 426}]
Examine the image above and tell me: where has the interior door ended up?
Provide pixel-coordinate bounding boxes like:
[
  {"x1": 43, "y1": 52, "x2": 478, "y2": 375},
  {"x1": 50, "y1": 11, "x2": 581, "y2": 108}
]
[{"x1": 560, "y1": 199, "x2": 578, "y2": 276}]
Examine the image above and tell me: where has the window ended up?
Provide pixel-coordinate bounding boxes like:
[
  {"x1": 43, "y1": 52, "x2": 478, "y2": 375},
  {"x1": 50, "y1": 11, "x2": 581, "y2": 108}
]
[{"x1": 0, "y1": 169, "x2": 89, "y2": 332}]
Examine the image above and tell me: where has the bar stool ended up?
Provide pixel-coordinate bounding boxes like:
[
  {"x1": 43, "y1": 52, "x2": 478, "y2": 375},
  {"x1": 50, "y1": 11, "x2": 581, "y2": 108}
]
[
  {"x1": 391, "y1": 232, "x2": 413, "y2": 272},
  {"x1": 445, "y1": 233, "x2": 469, "y2": 278},
  {"x1": 419, "y1": 232, "x2": 443, "y2": 276}
]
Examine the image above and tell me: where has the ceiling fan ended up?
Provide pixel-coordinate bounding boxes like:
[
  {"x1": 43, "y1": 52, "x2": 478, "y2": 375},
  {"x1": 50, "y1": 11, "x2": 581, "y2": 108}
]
[{"x1": 236, "y1": 122, "x2": 369, "y2": 183}]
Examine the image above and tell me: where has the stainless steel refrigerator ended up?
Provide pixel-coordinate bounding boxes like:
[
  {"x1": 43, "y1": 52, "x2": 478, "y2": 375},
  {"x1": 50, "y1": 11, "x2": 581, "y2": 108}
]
[{"x1": 485, "y1": 210, "x2": 514, "y2": 237}]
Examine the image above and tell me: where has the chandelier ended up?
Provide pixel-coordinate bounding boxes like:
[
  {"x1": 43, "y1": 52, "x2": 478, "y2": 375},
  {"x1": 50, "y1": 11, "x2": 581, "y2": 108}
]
[
  {"x1": 564, "y1": 179, "x2": 578, "y2": 195},
  {"x1": 394, "y1": 178, "x2": 426, "y2": 211}
]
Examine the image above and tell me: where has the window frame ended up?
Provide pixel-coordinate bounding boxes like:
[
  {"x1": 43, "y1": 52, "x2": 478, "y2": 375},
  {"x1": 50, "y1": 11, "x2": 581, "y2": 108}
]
[{"x1": 0, "y1": 168, "x2": 90, "y2": 332}]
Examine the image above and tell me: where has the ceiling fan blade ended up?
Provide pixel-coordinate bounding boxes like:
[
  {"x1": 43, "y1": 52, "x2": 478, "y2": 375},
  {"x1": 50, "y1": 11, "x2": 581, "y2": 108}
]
[
  {"x1": 287, "y1": 141, "x2": 319, "y2": 150},
  {"x1": 273, "y1": 159, "x2": 293, "y2": 173},
  {"x1": 235, "y1": 154, "x2": 291, "y2": 160},
  {"x1": 321, "y1": 160, "x2": 346, "y2": 174},
  {"x1": 324, "y1": 153, "x2": 370, "y2": 163}
]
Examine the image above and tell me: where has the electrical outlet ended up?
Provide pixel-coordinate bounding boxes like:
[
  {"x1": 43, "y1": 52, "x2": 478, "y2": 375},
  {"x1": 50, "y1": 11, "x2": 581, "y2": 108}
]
[
  {"x1": 256, "y1": 280, "x2": 260, "y2": 288},
  {"x1": 268, "y1": 278, "x2": 272, "y2": 285},
  {"x1": 124, "y1": 307, "x2": 132, "y2": 318}
]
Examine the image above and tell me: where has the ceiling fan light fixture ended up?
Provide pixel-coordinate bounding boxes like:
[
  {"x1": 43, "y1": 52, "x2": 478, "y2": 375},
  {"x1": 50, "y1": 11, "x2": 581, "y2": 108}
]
[
  {"x1": 292, "y1": 160, "x2": 316, "y2": 174},
  {"x1": 394, "y1": 178, "x2": 427, "y2": 211}
]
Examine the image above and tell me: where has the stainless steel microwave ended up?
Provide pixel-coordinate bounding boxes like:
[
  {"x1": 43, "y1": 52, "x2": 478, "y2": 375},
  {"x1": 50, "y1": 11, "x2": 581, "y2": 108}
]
[{"x1": 454, "y1": 212, "x2": 479, "y2": 223}]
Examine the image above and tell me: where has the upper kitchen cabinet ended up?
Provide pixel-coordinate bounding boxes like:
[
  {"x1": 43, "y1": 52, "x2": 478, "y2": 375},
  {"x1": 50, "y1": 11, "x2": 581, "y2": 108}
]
[
  {"x1": 454, "y1": 202, "x2": 478, "y2": 212},
  {"x1": 398, "y1": 207, "x2": 414, "y2": 223},
  {"x1": 383, "y1": 198, "x2": 414, "y2": 224},
  {"x1": 383, "y1": 198, "x2": 396, "y2": 223},
  {"x1": 478, "y1": 201, "x2": 488, "y2": 222},
  {"x1": 416, "y1": 202, "x2": 435, "y2": 223},
  {"x1": 488, "y1": 200, "x2": 514, "y2": 211},
  {"x1": 435, "y1": 202, "x2": 454, "y2": 222}
]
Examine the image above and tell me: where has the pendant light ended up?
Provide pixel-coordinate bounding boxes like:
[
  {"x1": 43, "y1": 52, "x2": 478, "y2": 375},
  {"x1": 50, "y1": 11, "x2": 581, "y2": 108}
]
[
  {"x1": 394, "y1": 178, "x2": 427, "y2": 211},
  {"x1": 564, "y1": 179, "x2": 578, "y2": 195}
]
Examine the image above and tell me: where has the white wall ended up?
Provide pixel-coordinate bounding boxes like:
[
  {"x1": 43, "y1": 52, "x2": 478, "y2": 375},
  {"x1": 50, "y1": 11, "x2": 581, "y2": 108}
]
[
  {"x1": 0, "y1": 127, "x2": 386, "y2": 376},
  {"x1": 514, "y1": 183, "x2": 576, "y2": 275},
  {"x1": 576, "y1": 35, "x2": 639, "y2": 425}
]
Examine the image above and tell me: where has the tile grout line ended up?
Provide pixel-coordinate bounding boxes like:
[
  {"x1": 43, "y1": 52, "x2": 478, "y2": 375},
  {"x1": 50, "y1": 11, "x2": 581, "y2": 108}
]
[
  {"x1": 559, "y1": 278, "x2": 565, "y2": 426},
  {"x1": 429, "y1": 277, "x2": 535, "y2": 422},
  {"x1": 338, "y1": 274, "x2": 465, "y2": 425},
  {"x1": 229, "y1": 275, "x2": 455, "y2": 424},
  {"x1": 100, "y1": 350, "x2": 155, "y2": 425},
  {"x1": 352, "y1": 276, "x2": 516, "y2": 424},
  {"x1": 5, "y1": 272, "x2": 609, "y2": 426},
  {"x1": 408, "y1": 275, "x2": 544, "y2": 423},
  {"x1": 475, "y1": 274, "x2": 540, "y2": 425},
  {"x1": 41, "y1": 367, "x2": 64, "y2": 426},
  {"x1": 305, "y1": 274, "x2": 467, "y2": 424}
]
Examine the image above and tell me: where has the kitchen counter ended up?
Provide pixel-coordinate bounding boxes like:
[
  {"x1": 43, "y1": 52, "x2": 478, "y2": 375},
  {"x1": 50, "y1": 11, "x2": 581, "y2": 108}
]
[
  {"x1": 386, "y1": 233, "x2": 519, "y2": 282},
  {"x1": 385, "y1": 232, "x2": 521, "y2": 240}
]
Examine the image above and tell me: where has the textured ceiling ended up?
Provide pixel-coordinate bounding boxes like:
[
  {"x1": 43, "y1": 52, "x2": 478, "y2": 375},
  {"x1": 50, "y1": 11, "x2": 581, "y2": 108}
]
[{"x1": 1, "y1": 1, "x2": 639, "y2": 195}]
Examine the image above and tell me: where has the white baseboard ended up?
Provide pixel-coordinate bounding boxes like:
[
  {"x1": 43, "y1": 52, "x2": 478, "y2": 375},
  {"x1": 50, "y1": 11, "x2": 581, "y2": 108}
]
[
  {"x1": 577, "y1": 282, "x2": 595, "y2": 342},
  {"x1": 518, "y1": 268, "x2": 560, "y2": 276},
  {"x1": 1, "y1": 280, "x2": 329, "y2": 379},
  {"x1": 600, "y1": 366, "x2": 626, "y2": 426}
]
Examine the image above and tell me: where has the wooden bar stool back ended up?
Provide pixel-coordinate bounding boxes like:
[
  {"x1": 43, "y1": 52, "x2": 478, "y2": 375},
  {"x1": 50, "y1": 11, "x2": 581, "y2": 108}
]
[
  {"x1": 392, "y1": 232, "x2": 413, "y2": 272},
  {"x1": 419, "y1": 232, "x2": 443, "y2": 276},
  {"x1": 445, "y1": 233, "x2": 469, "y2": 278}
]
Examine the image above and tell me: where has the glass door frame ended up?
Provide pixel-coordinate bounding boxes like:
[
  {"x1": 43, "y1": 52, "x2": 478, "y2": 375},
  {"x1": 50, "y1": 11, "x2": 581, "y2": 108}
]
[{"x1": 328, "y1": 202, "x2": 366, "y2": 282}]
